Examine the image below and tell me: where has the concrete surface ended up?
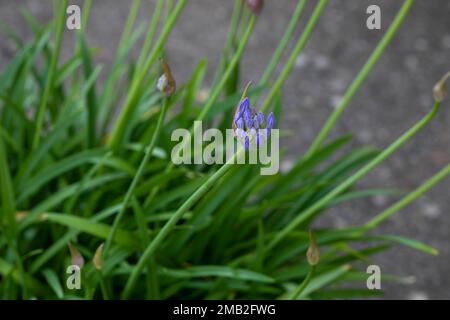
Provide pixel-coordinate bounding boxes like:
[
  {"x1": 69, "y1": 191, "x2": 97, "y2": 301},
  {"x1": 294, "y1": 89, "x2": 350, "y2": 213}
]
[{"x1": 1, "y1": 0, "x2": 449, "y2": 299}]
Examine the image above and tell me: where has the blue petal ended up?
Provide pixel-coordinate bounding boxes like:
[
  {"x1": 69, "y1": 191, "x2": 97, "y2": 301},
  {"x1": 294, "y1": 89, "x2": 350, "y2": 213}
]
[
  {"x1": 236, "y1": 118, "x2": 244, "y2": 129},
  {"x1": 267, "y1": 112, "x2": 276, "y2": 129},
  {"x1": 253, "y1": 117, "x2": 259, "y2": 129},
  {"x1": 239, "y1": 97, "x2": 250, "y2": 113},
  {"x1": 244, "y1": 136, "x2": 250, "y2": 150},
  {"x1": 257, "y1": 111, "x2": 264, "y2": 124}
]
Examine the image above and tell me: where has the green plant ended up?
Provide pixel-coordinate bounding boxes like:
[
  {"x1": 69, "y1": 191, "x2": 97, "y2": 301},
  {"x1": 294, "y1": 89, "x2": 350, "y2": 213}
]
[{"x1": 0, "y1": 0, "x2": 449, "y2": 300}]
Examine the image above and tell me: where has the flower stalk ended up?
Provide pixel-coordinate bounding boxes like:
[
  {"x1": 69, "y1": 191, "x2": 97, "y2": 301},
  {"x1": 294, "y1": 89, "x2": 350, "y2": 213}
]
[
  {"x1": 267, "y1": 100, "x2": 440, "y2": 251},
  {"x1": 306, "y1": 0, "x2": 414, "y2": 157},
  {"x1": 103, "y1": 61, "x2": 174, "y2": 258}
]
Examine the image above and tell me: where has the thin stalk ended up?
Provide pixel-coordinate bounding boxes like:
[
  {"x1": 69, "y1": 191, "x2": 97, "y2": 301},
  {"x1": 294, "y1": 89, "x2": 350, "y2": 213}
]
[
  {"x1": 131, "y1": 197, "x2": 159, "y2": 299},
  {"x1": 267, "y1": 101, "x2": 440, "y2": 251},
  {"x1": 108, "y1": 0, "x2": 187, "y2": 149},
  {"x1": 81, "y1": 0, "x2": 92, "y2": 30},
  {"x1": 32, "y1": 0, "x2": 67, "y2": 149},
  {"x1": 198, "y1": 16, "x2": 256, "y2": 122},
  {"x1": 289, "y1": 266, "x2": 315, "y2": 299},
  {"x1": 211, "y1": 0, "x2": 243, "y2": 87},
  {"x1": 260, "y1": 0, "x2": 328, "y2": 113},
  {"x1": 96, "y1": 270, "x2": 110, "y2": 300},
  {"x1": 259, "y1": 0, "x2": 307, "y2": 87},
  {"x1": 103, "y1": 98, "x2": 170, "y2": 258},
  {"x1": 306, "y1": 0, "x2": 414, "y2": 156},
  {"x1": 136, "y1": 0, "x2": 165, "y2": 68},
  {"x1": 365, "y1": 158, "x2": 450, "y2": 229},
  {"x1": 122, "y1": 149, "x2": 245, "y2": 298},
  {"x1": 119, "y1": 0, "x2": 142, "y2": 48}
]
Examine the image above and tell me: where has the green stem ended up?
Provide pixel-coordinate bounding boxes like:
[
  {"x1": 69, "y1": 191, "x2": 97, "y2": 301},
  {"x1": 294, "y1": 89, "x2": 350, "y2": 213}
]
[
  {"x1": 259, "y1": 0, "x2": 307, "y2": 87},
  {"x1": 365, "y1": 155, "x2": 450, "y2": 229},
  {"x1": 211, "y1": 0, "x2": 243, "y2": 88},
  {"x1": 97, "y1": 270, "x2": 110, "y2": 300},
  {"x1": 260, "y1": 0, "x2": 328, "y2": 113},
  {"x1": 103, "y1": 98, "x2": 170, "y2": 258},
  {"x1": 32, "y1": 0, "x2": 67, "y2": 149},
  {"x1": 136, "y1": 0, "x2": 164, "y2": 68},
  {"x1": 198, "y1": 16, "x2": 256, "y2": 122},
  {"x1": 306, "y1": 0, "x2": 414, "y2": 156},
  {"x1": 131, "y1": 197, "x2": 159, "y2": 299},
  {"x1": 267, "y1": 101, "x2": 440, "y2": 251},
  {"x1": 122, "y1": 149, "x2": 244, "y2": 298},
  {"x1": 108, "y1": 0, "x2": 186, "y2": 149},
  {"x1": 289, "y1": 266, "x2": 315, "y2": 299},
  {"x1": 119, "y1": 0, "x2": 142, "y2": 48}
]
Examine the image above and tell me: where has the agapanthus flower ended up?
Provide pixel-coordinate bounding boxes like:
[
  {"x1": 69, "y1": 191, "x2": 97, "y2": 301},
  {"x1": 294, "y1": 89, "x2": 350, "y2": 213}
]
[{"x1": 233, "y1": 97, "x2": 276, "y2": 150}]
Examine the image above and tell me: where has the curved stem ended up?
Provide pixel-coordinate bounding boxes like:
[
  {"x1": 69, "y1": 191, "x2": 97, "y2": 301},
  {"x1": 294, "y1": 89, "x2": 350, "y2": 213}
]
[
  {"x1": 122, "y1": 149, "x2": 244, "y2": 298},
  {"x1": 306, "y1": 0, "x2": 414, "y2": 157},
  {"x1": 365, "y1": 156, "x2": 450, "y2": 229},
  {"x1": 103, "y1": 98, "x2": 169, "y2": 258},
  {"x1": 267, "y1": 101, "x2": 440, "y2": 251},
  {"x1": 289, "y1": 266, "x2": 315, "y2": 299}
]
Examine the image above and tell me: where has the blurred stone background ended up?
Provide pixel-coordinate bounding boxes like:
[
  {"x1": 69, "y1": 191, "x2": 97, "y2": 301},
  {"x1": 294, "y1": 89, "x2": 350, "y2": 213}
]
[{"x1": 1, "y1": 0, "x2": 449, "y2": 299}]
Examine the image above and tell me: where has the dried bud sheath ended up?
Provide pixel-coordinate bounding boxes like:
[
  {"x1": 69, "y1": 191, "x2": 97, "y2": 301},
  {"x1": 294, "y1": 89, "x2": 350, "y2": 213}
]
[
  {"x1": 93, "y1": 243, "x2": 104, "y2": 270},
  {"x1": 306, "y1": 230, "x2": 320, "y2": 266},
  {"x1": 433, "y1": 71, "x2": 450, "y2": 102},
  {"x1": 158, "y1": 60, "x2": 176, "y2": 96},
  {"x1": 68, "y1": 242, "x2": 85, "y2": 267}
]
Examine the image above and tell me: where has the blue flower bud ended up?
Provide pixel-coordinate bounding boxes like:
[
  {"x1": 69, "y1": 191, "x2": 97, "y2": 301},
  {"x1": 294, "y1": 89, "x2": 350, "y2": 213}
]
[
  {"x1": 267, "y1": 112, "x2": 275, "y2": 129},
  {"x1": 253, "y1": 116, "x2": 259, "y2": 129},
  {"x1": 239, "y1": 97, "x2": 250, "y2": 113},
  {"x1": 257, "y1": 111, "x2": 264, "y2": 124},
  {"x1": 244, "y1": 108, "x2": 253, "y2": 129},
  {"x1": 266, "y1": 112, "x2": 276, "y2": 137},
  {"x1": 236, "y1": 117, "x2": 244, "y2": 129},
  {"x1": 244, "y1": 135, "x2": 250, "y2": 150}
]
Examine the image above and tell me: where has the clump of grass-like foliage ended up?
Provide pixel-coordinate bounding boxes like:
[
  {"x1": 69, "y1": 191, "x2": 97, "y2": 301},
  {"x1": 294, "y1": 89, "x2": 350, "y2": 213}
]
[{"x1": 1, "y1": 0, "x2": 449, "y2": 299}]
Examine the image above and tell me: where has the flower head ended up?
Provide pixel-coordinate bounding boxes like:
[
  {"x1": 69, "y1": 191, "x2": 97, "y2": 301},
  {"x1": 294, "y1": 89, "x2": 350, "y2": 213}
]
[{"x1": 232, "y1": 97, "x2": 276, "y2": 150}]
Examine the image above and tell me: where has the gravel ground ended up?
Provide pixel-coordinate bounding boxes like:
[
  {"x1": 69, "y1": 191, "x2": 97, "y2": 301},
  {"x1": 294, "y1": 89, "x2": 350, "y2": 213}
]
[{"x1": 1, "y1": 0, "x2": 449, "y2": 299}]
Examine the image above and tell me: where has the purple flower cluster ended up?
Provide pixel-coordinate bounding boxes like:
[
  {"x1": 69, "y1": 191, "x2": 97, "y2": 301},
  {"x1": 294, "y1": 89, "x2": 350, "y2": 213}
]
[{"x1": 233, "y1": 97, "x2": 276, "y2": 150}]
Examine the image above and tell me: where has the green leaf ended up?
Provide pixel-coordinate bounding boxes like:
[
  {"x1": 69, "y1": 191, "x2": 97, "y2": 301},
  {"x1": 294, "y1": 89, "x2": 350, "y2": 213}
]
[
  {"x1": 43, "y1": 213, "x2": 140, "y2": 249},
  {"x1": 42, "y1": 269, "x2": 64, "y2": 299}
]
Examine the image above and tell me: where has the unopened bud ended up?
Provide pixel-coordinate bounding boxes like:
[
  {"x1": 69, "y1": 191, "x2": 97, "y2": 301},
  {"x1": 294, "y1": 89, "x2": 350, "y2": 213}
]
[
  {"x1": 93, "y1": 243, "x2": 104, "y2": 270},
  {"x1": 306, "y1": 230, "x2": 320, "y2": 266},
  {"x1": 433, "y1": 71, "x2": 450, "y2": 102},
  {"x1": 246, "y1": 0, "x2": 264, "y2": 14},
  {"x1": 157, "y1": 59, "x2": 176, "y2": 96},
  {"x1": 68, "y1": 242, "x2": 85, "y2": 267}
]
